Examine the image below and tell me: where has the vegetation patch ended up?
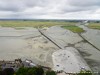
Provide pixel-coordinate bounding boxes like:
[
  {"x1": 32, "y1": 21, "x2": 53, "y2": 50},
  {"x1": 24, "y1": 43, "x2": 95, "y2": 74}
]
[
  {"x1": 77, "y1": 70, "x2": 92, "y2": 75},
  {"x1": 0, "y1": 66, "x2": 57, "y2": 75},
  {"x1": 88, "y1": 23, "x2": 100, "y2": 30},
  {"x1": 16, "y1": 66, "x2": 44, "y2": 75},
  {"x1": 61, "y1": 25, "x2": 84, "y2": 33}
]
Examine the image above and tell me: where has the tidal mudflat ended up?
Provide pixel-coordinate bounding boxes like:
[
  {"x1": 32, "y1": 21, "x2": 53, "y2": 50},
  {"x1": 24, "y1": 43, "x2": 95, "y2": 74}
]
[{"x1": 0, "y1": 26, "x2": 100, "y2": 74}]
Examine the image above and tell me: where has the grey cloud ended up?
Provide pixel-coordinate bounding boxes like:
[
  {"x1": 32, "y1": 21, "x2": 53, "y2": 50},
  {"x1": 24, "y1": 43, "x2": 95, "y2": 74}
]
[
  {"x1": 0, "y1": 0, "x2": 44, "y2": 11},
  {"x1": 67, "y1": 0, "x2": 100, "y2": 6},
  {"x1": 58, "y1": 0, "x2": 100, "y2": 13},
  {"x1": 1, "y1": 0, "x2": 99, "y2": 12},
  {"x1": 60, "y1": 6, "x2": 98, "y2": 13},
  {"x1": 0, "y1": 0, "x2": 100, "y2": 19},
  {"x1": 0, "y1": 0, "x2": 61, "y2": 12}
]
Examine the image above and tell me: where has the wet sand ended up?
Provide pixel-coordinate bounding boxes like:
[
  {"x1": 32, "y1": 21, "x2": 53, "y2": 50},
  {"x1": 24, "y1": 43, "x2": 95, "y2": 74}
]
[{"x1": 0, "y1": 27, "x2": 59, "y2": 68}]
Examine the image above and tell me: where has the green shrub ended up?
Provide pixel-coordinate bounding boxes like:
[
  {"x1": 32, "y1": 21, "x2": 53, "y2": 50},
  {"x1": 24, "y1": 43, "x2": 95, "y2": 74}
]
[
  {"x1": 35, "y1": 66, "x2": 44, "y2": 75},
  {"x1": 3, "y1": 68, "x2": 14, "y2": 75},
  {"x1": 16, "y1": 66, "x2": 44, "y2": 75},
  {"x1": 46, "y1": 70, "x2": 56, "y2": 75},
  {"x1": 16, "y1": 67, "x2": 28, "y2": 75}
]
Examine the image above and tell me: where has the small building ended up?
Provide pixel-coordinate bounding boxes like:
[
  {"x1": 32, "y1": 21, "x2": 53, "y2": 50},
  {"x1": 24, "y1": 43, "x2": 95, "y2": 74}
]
[{"x1": 0, "y1": 59, "x2": 36, "y2": 71}]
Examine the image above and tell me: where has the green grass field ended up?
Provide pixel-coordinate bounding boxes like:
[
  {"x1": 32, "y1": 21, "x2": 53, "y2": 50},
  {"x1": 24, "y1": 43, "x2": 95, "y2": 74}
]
[
  {"x1": 61, "y1": 25, "x2": 84, "y2": 33},
  {"x1": 0, "y1": 20, "x2": 84, "y2": 33},
  {"x1": 0, "y1": 21, "x2": 76, "y2": 28},
  {"x1": 88, "y1": 23, "x2": 100, "y2": 30}
]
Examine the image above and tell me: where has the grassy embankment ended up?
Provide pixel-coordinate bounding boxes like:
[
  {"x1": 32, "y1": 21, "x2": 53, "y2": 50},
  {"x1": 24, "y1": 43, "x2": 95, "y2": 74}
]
[
  {"x1": 0, "y1": 21, "x2": 84, "y2": 33},
  {"x1": 88, "y1": 23, "x2": 100, "y2": 30}
]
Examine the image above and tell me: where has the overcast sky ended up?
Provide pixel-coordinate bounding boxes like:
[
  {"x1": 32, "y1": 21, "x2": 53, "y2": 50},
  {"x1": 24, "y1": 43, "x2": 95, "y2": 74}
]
[{"x1": 0, "y1": 0, "x2": 100, "y2": 19}]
